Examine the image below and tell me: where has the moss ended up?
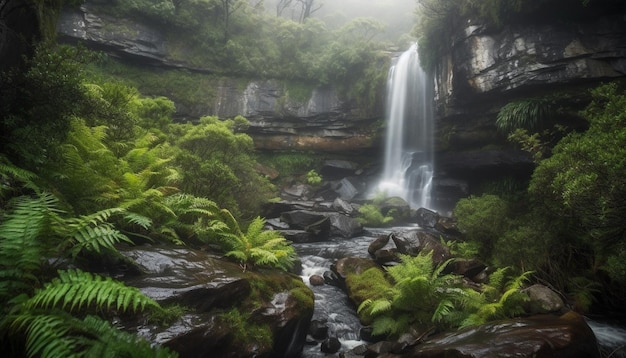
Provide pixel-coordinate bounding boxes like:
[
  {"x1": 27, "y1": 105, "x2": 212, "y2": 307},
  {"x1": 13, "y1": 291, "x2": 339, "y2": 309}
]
[
  {"x1": 85, "y1": 58, "x2": 217, "y2": 114},
  {"x1": 289, "y1": 284, "x2": 315, "y2": 312},
  {"x1": 219, "y1": 308, "x2": 273, "y2": 350},
  {"x1": 345, "y1": 267, "x2": 392, "y2": 322},
  {"x1": 285, "y1": 81, "x2": 315, "y2": 103},
  {"x1": 148, "y1": 304, "x2": 187, "y2": 326}
]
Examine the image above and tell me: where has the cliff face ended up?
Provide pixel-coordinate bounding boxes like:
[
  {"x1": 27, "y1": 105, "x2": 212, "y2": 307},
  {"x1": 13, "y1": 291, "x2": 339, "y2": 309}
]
[
  {"x1": 436, "y1": 14, "x2": 626, "y2": 114},
  {"x1": 431, "y1": 11, "x2": 626, "y2": 194},
  {"x1": 55, "y1": 3, "x2": 626, "y2": 197},
  {"x1": 57, "y1": 4, "x2": 382, "y2": 153}
]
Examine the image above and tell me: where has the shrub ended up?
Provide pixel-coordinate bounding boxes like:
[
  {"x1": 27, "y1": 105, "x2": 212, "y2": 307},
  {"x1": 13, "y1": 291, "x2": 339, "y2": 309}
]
[
  {"x1": 357, "y1": 204, "x2": 394, "y2": 227},
  {"x1": 453, "y1": 194, "x2": 510, "y2": 259}
]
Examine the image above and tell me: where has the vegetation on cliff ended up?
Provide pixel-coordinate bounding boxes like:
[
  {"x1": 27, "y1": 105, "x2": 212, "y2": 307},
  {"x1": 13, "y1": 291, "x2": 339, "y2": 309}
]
[{"x1": 83, "y1": 0, "x2": 394, "y2": 109}]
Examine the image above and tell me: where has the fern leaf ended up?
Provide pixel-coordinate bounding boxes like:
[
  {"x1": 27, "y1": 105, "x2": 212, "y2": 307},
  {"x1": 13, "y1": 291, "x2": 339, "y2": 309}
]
[
  {"x1": 26, "y1": 269, "x2": 159, "y2": 313},
  {"x1": 369, "y1": 299, "x2": 392, "y2": 315},
  {"x1": 13, "y1": 312, "x2": 79, "y2": 358},
  {"x1": 371, "y1": 315, "x2": 400, "y2": 336},
  {"x1": 357, "y1": 299, "x2": 373, "y2": 314},
  {"x1": 432, "y1": 299, "x2": 455, "y2": 323}
]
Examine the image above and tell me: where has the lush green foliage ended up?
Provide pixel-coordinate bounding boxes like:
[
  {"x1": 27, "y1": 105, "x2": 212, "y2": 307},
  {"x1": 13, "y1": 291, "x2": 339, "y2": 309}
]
[
  {"x1": 219, "y1": 308, "x2": 273, "y2": 350},
  {"x1": 207, "y1": 210, "x2": 297, "y2": 271},
  {"x1": 459, "y1": 267, "x2": 530, "y2": 327},
  {"x1": 453, "y1": 194, "x2": 510, "y2": 259},
  {"x1": 0, "y1": 190, "x2": 174, "y2": 357},
  {"x1": 0, "y1": 41, "x2": 300, "y2": 356},
  {"x1": 357, "y1": 204, "x2": 394, "y2": 227},
  {"x1": 356, "y1": 252, "x2": 531, "y2": 337},
  {"x1": 529, "y1": 82, "x2": 626, "y2": 284},
  {"x1": 496, "y1": 98, "x2": 555, "y2": 134},
  {"x1": 173, "y1": 116, "x2": 275, "y2": 218},
  {"x1": 453, "y1": 82, "x2": 626, "y2": 311},
  {"x1": 88, "y1": 0, "x2": 390, "y2": 104},
  {"x1": 305, "y1": 169, "x2": 322, "y2": 185},
  {"x1": 257, "y1": 152, "x2": 320, "y2": 179}
]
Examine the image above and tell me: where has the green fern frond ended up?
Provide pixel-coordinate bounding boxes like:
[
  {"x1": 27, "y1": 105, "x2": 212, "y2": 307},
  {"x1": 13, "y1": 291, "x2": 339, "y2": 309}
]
[
  {"x1": 68, "y1": 221, "x2": 133, "y2": 256},
  {"x1": 0, "y1": 193, "x2": 62, "y2": 300},
  {"x1": 369, "y1": 299, "x2": 392, "y2": 315},
  {"x1": 357, "y1": 299, "x2": 373, "y2": 314},
  {"x1": 12, "y1": 312, "x2": 80, "y2": 358},
  {"x1": 81, "y1": 315, "x2": 177, "y2": 358},
  {"x1": 245, "y1": 217, "x2": 265, "y2": 243},
  {"x1": 219, "y1": 209, "x2": 243, "y2": 237},
  {"x1": 122, "y1": 211, "x2": 152, "y2": 229},
  {"x1": 26, "y1": 269, "x2": 159, "y2": 313},
  {"x1": 432, "y1": 299, "x2": 455, "y2": 323},
  {"x1": 371, "y1": 315, "x2": 401, "y2": 336}
]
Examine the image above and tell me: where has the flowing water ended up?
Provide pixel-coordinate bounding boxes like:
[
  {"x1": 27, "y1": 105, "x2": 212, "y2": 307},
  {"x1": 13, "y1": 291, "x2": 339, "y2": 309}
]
[
  {"x1": 377, "y1": 44, "x2": 434, "y2": 210},
  {"x1": 294, "y1": 230, "x2": 626, "y2": 357},
  {"x1": 294, "y1": 227, "x2": 412, "y2": 357}
]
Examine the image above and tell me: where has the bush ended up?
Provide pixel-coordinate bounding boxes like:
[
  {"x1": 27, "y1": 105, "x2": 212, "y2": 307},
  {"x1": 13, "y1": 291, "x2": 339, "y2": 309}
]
[
  {"x1": 453, "y1": 194, "x2": 510, "y2": 259},
  {"x1": 357, "y1": 204, "x2": 394, "y2": 227}
]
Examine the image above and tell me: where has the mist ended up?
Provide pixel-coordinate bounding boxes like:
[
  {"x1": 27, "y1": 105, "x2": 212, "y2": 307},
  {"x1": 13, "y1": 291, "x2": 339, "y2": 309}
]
[{"x1": 261, "y1": 0, "x2": 418, "y2": 42}]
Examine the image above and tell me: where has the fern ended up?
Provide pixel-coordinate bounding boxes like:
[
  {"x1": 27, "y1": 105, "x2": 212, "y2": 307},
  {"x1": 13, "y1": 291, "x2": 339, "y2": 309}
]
[
  {"x1": 25, "y1": 269, "x2": 159, "y2": 313},
  {"x1": 11, "y1": 311, "x2": 80, "y2": 358},
  {"x1": 0, "y1": 155, "x2": 40, "y2": 198},
  {"x1": 209, "y1": 211, "x2": 297, "y2": 271},
  {"x1": 62, "y1": 208, "x2": 134, "y2": 257},
  {"x1": 358, "y1": 252, "x2": 467, "y2": 337},
  {"x1": 459, "y1": 268, "x2": 532, "y2": 328},
  {"x1": 9, "y1": 312, "x2": 176, "y2": 358},
  {"x1": 496, "y1": 97, "x2": 553, "y2": 134},
  {"x1": 0, "y1": 194, "x2": 61, "y2": 301}
]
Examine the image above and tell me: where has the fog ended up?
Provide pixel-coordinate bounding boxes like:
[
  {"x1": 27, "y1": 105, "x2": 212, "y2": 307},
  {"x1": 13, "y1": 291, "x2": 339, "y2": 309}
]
[{"x1": 261, "y1": 0, "x2": 417, "y2": 41}]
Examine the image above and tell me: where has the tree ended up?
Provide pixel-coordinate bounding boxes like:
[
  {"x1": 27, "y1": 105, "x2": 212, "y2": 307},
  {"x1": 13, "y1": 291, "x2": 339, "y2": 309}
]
[
  {"x1": 276, "y1": 0, "x2": 292, "y2": 16},
  {"x1": 219, "y1": 0, "x2": 244, "y2": 40},
  {"x1": 529, "y1": 82, "x2": 626, "y2": 284},
  {"x1": 295, "y1": 0, "x2": 321, "y2": 22}
]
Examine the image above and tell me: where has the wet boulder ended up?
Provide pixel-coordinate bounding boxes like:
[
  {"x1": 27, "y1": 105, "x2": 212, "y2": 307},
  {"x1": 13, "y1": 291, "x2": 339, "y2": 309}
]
[
  {"x1": 332, "y1": 197, "x2": 355, "y2": 215},
  {"x1": 119, "y1": 246, "x2": 314, "y2": 358},
  {"x1": 321, "y1": 336, "x2": 342, "y2": 354},
  {"x1": 332, "y1": 257, "x2": 379, "y2": 281},
  {"x1": 325, "y1": 212, "x2": 363, "y2": 238},
  {"x1": 415, "y1": 207, "x2": 439, "y2": 228},
  {"x1": 391, "y1": 230, "x2": 452, "y2": 265},
  {"x1": 280, "y1": 210, "x2": 331, "y2": 238},
  {"x1": 331, "y1": 177, "x2": 362, "y2": 201},
  {"x1": 309, "y1": 274, "x2": 325, "y2": 286},
  {"x1": 523, "y1": 284, "x2": 565, "y2": 314},
  {"x1": 368, "y1": 234, "x2": 391, "y2": 256},
  {"x1": 404, "y1": 311, "x2": 600, "y2": 358},
  {"x1": 379, "y1": 196, "x2": 411, "y2": 222}
]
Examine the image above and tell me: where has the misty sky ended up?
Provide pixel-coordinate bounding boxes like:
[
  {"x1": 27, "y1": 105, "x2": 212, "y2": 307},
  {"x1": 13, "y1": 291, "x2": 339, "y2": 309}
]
[{"x1": 263, "y1": 0, "x2": 418, "y2": 40}]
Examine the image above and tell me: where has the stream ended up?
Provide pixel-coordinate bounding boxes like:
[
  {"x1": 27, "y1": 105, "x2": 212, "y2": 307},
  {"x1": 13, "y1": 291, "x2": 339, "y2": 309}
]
[
  {"x1": 293, "y1": 227, "x2": 626, "y2": 358},
  {"x1": 295, "y1": 227, "x2": 388, "y2": 357}
]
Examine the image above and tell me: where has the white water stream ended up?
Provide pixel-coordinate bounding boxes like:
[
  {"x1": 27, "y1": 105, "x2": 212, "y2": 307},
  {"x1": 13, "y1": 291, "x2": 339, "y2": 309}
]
[{"x1": 377, "y1": 44, "x2": 434, "y2": 210}]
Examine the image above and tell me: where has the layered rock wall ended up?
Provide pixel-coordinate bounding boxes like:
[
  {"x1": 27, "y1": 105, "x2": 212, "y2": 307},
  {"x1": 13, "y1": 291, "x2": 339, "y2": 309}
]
[{"x1": 57, "y1": 4, "x2": 382, "y2": 153}]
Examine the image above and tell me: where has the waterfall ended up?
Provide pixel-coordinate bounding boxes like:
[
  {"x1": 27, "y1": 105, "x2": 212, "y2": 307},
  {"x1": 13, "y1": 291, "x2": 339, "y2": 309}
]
[{"x1": 377, "y1": 44, "x2": 434, "y2": 210}]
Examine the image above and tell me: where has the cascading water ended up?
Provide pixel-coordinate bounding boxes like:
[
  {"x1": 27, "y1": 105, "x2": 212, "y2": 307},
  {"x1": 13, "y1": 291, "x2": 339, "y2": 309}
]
[{"x1": 377, "y1": 44, "x2": 434, "y2": 209}]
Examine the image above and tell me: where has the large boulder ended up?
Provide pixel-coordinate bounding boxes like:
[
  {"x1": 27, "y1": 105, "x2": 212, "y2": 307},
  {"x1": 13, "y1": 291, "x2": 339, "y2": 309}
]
[
  {"x1": 391, "y1": 230, "x2": 452, "y2": 265},
  {"x1": 404, "y1": 311, "x2": 600, "y2": 358},
  {"x1": 320, "y1": 160, "x2": 359, "y2": 180},
  {"x1": 118, "y1": 246, "x2": 314, "y2": 358},
  {"x1": 280, "y1": 210, "x2": 331, "y2": 238},
  {"x1": 325, "y1": 212, "x2": 363, "y2": 238},
  {"x1": 523, "y1": 284, "x2": 566, "y2": 315}
]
